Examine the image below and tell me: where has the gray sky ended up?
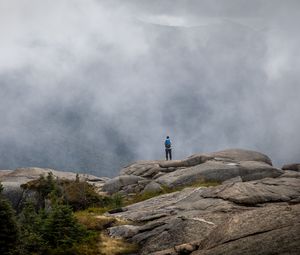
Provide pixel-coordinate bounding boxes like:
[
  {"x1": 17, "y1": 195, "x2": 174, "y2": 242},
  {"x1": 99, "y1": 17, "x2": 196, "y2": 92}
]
[{"x1": 0, "y1": 0, "x2": 299, "y2": 176}]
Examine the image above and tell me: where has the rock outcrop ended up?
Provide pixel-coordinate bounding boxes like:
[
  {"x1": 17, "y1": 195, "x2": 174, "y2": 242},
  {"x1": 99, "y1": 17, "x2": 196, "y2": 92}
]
[
  {"x1": 102, "y1": 149, "x2": 298, "y2": 254},
  {"x1": 103, "y1": 149, "x2": 282, "y2": 195},
  {"x1": 107, "y1": 174, "x2": 300, "y2": 254}
]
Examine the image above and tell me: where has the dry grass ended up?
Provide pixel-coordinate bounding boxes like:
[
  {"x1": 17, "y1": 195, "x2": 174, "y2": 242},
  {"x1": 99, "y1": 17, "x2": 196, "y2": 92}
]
[
  {"x1": 75, "y1": 208, "x2": 130, "y2": 230},
  {"x1": 99, "y1": 233, "x2": 139, "y2": 255},
  {"x1": 72, "y1": 233, "x2": 102, "y2": 255},
  {"x1": 74, "y1": 210, "x2": 137, "y2": 255},
  {"x1": 75, "y1": 211, "x2": 117, "y2": 230}
]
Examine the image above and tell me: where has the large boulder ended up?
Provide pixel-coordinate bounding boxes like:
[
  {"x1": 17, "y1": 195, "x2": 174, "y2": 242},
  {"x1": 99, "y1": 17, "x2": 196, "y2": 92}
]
[
  {"x1": 121, "y1": 161, "x2": 171, "y2": 178},
  {"x1": 158, "y1": 149, "x2": 272, "y2": 168},
  {"x1": 202, "y1": 148, "x2": 273, "y2": 165},
  {"x1": 102, "y1": 175, "x2": 147, "y2": 194},
  {"x1": 142, "y1": 181, "x2": 163, "y2": 194}
]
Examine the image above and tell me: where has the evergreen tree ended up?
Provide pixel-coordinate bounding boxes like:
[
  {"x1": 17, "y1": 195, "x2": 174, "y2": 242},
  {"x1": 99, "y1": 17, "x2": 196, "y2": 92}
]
[
  {"x1": 41, "y1": 204, "x2": 87, "y2": 249},
  {"x1": 18, "y1": 202, "x2": 46, "y2": 254},
  {"x1": 0, "y1": 183, "x2": 20, "y2": 255}
]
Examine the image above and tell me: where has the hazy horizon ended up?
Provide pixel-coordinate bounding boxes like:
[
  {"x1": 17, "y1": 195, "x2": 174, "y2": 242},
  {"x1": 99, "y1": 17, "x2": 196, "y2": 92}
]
[{"x1": 1, "y1": 0, "x2": 300, "y2": 177}]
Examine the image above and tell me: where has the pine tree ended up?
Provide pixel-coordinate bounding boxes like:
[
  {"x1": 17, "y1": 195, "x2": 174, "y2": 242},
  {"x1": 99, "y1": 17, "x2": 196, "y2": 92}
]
[
  {"x1": 41, "y1": 203, "x2": 88, "y2": 250},
  {"x1": 0, "y1": 183, "x2": 20, "y2": 255},
  {"x1": 18, "y1": 202, "x2": 46, "y2": 254}
]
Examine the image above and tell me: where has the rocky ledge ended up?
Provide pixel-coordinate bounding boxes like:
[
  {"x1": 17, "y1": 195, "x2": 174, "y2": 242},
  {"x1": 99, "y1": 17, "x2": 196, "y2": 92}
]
[
  {"x1": 102, "y1": 149, "x2": 282, "y2": 195},
  {"x1": 104, "y1": 149, "x2": 300, "y2": 254}
]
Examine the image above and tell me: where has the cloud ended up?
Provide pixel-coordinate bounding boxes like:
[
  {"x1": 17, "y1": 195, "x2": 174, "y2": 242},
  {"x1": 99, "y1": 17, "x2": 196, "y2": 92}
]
[{"x1": 0, "y1": 0, "x2": 299, "y2": 176}]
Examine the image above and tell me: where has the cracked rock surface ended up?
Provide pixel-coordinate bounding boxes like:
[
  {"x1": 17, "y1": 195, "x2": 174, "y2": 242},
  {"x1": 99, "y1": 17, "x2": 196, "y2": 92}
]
[{"x1": 107, "y1": 174, "x2": 300, "y2": 254}]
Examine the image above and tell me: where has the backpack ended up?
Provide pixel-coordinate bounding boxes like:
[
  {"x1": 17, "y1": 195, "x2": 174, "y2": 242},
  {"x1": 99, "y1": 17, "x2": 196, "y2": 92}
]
[{"x1": 165, "y1": 139, "x2": 171, "y2": 148}]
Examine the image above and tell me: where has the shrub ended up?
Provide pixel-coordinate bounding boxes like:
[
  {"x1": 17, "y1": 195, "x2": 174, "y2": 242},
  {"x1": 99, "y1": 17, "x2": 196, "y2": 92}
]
[
  {"x1": 62, "y1": 181, "x2": 107, "y2": 211},
  {"x1": 17, "y1": 201, "x2": 94, "y2": 255},
  {"x1": 21, "y1": 173, "x2": 108, "y2": 211}
]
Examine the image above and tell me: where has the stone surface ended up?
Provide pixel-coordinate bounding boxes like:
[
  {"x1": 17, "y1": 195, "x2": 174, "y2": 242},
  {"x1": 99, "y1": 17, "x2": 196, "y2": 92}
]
[
  {"x1": 281, "y1": 170, "x2": 300, "y2": 178},
  {"x1": 203, "y1": 148, "x2": 273, "y2": 165},
  {"x1": 116, "y1": 149, "x2": 280, "y2": 193},
  {"x1": 102, "y1": 175, "x2": 146, "y2": 194},
  {"x1": 107, "y1": 174, "x2": 300, "y2": 254},
  {"x1": 192, "y1": 204, "x2": 300, "y2": 255},
  {"x1": 201, "y1": 177, "x2": 300, "y2": 205},
  {"x1": 0, "y1": 170, "x2": 13, "y2": 178},
  {"x1": 282, "y1": 163, "x2": 300, "y2": 171},
  {"x1": 108, "y1": 225, "x2": 140, "y2": 238},
  {"x1": 156, "y1": 160, "x2": 282, "y2": 188},
  {"x1": 222, "y1": 176, "x2": 242, "y2": 184},
  {"x1": 142, "y1": 181, "x2": 163, "y2": 194},
  {"x1": 120, "y1": 149, "x2": 273, "y2": 183},
  {"x1": 120, "y1": 161, "x2": 166, "y2": 177}
]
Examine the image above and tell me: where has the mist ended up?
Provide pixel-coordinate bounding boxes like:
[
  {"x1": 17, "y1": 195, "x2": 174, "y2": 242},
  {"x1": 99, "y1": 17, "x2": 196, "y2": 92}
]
[{"x1": 1, "y1": 0, "x2": 299, "y2": 177}]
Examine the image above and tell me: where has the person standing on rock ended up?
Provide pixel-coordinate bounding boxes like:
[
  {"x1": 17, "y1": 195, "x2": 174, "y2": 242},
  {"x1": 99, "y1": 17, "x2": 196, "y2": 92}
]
[{"x1": 164, "y1": 136, "x2": 172, "y2": 160}]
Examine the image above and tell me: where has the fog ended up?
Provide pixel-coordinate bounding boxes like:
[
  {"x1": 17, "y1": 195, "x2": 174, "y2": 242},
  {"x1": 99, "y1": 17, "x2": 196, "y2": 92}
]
[{"x1": 1, "y1": 0, "x2": 299, "y2": 176}]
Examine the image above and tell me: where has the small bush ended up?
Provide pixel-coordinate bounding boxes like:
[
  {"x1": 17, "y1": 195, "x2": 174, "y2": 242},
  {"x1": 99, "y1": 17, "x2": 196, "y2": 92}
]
[{"x1": 62, "y1": 181, "x2": 108, "y2": 211}]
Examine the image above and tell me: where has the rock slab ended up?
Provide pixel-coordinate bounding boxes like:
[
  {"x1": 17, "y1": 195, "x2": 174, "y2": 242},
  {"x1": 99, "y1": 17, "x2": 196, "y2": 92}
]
[{"x1": 107, "y1": 174, "x2": 300, "y2": 255}]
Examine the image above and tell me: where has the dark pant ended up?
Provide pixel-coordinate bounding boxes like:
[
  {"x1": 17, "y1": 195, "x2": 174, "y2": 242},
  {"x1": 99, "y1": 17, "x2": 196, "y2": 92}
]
[{"x1": 165, "y1": 148, "x2": 172, "y2": 160}]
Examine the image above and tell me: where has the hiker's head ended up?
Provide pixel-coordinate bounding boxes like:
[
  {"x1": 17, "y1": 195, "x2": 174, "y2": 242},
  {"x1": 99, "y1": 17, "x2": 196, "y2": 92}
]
[{"x1": 166, "y1": 136, "x2": 169, "y2": 139}]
